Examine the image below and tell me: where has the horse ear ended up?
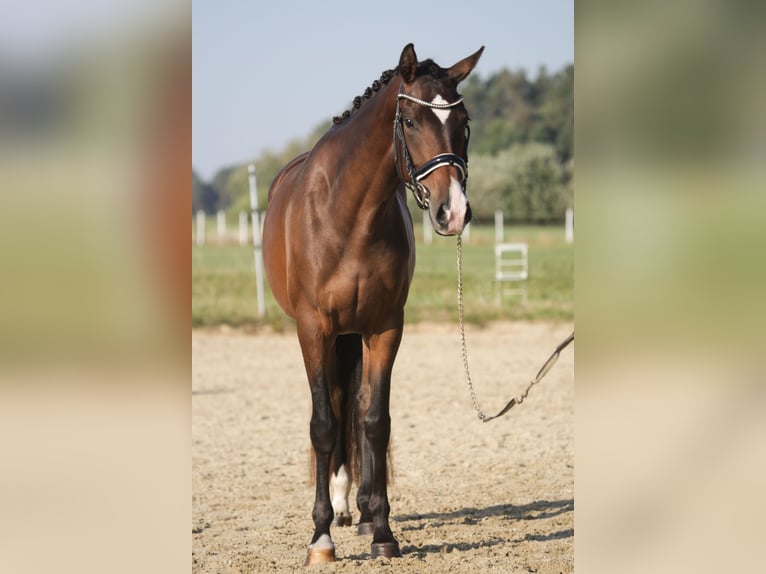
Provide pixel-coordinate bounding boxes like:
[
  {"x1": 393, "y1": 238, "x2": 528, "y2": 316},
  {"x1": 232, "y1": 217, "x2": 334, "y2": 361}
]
[
  {"x1": 398, "y1": 43, "x2": 418, "y2": 83},
  {"x1": 448, "y1": 46, "x2": 485, "y2": 84}
]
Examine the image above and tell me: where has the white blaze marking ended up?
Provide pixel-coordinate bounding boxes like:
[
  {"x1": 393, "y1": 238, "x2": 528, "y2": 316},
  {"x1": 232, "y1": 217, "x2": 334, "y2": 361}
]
[
  {"x1": 430, "y1": 94, "x2": 451, "y2": 124},
  {"x1": 446, "y1": 176, "x2": 468, "y2": 234},
  {"x1": 330, "y1": 464, "x2": 350, "y2": 516}
]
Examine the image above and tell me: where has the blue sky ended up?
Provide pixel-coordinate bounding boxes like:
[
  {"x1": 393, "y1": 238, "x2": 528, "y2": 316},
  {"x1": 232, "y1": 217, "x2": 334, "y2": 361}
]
[{"x1": 193, "y1": 0, "x2": 573, "y2": 180}]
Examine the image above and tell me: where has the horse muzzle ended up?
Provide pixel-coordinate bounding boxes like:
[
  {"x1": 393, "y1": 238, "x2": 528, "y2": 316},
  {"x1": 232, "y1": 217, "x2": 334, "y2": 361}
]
[{"x1": 431, "y1": 176, "x2": 471, "y2": 236}]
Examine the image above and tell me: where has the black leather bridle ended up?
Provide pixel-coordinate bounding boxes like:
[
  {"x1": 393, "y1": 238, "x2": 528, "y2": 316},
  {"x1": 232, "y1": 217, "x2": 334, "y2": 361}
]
[{"x1": 393, "y1": 83, "x2": 471, "y2": 210}]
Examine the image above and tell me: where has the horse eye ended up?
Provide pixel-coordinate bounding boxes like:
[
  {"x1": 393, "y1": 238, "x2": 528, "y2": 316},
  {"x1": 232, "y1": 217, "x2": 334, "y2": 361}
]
[{"x1": 404, "y1": 118, "x2": 415, "y2": 129}]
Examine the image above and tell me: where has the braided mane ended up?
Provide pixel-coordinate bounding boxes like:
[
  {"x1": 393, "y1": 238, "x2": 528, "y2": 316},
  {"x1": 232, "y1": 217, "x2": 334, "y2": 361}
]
[
  {"x1": 332, "y1": 68, "x2": 397, "y2": 125},
  {"x1": 332, "y1": 59, "x2": 444, "y2": 125}
]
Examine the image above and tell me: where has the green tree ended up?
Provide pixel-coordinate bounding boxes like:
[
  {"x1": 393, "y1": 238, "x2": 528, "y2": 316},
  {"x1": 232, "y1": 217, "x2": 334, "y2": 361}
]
[
  {"x1": 467, "y1": 144, "x2": 569, "y2": 223},
  {"x1": 463, "y1": 64, "x2": 573, "y2": 160},
  {"x1": 535, "y1": 64, "x2": 573, "y2": 162},
  {"x1": 192, "y1": 168, "x2": 219, "y2": 214}
]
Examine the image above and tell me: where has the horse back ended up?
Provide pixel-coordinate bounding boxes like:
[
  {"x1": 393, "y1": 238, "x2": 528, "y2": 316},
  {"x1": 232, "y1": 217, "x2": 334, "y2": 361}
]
[{"x1": 268, "y1": 152, "x2": 310, "y2": 202}]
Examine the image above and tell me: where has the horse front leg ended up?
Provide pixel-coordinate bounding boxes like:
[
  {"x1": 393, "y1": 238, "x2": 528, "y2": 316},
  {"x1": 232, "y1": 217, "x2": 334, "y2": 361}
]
[
  {"x1": 298, "y1": 326, "x2": 338, "y2": 566},
  {"x1": 355, "y1": 436, "x2": 374, "y2": 534},
  {"x1": 363, "y1": 325, "x2": 403, "y2": 559}
]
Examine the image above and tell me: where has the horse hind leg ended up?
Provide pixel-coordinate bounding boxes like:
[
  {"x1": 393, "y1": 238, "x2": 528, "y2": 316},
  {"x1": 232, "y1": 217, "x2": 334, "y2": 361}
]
[
  {"x1": 330, "y1": 462, "x2": 352, "y2": 527},
  {"x1": 330, "y1": 334, "x2": 362, "y2": 527},
  {"x1": 355, "y1": 337, "x2": 375, "y2": 535}
]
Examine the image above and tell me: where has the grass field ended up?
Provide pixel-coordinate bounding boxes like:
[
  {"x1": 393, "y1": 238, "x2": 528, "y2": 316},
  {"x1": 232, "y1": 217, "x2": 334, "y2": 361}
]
[{"x1": 192, "y1": 223, "x2": 573, "y2": 330}]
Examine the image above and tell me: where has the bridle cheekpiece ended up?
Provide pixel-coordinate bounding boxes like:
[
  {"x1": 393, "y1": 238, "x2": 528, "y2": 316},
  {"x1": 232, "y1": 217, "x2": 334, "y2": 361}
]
[{"x1": 393, "y1": 83, "x2": 471, "y2": 210}]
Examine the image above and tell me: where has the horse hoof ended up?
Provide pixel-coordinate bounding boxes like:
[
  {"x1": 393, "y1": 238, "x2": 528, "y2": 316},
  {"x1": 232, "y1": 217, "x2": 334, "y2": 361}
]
[
  {"x1": 371, "y1": 542, "x2": 402, "y2": 559},
  {"x1": 304, "y1": 546, "x2": 336, "y2": 566},
  {"x1": 333, "y1": 514, "x2": 352, "y2": 527},
  {"x1": 356, "y1": 522, "x2": 374, "y2": 536}
]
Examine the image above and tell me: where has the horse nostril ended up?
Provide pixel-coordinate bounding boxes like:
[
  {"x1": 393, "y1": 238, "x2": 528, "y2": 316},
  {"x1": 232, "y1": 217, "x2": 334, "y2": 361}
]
[
  {"x1": 436, "y1": 202, "x2": 449, "y2": 225},
  {"x1": 465, "y1": 203, "x2": 473, "y2": 225}
]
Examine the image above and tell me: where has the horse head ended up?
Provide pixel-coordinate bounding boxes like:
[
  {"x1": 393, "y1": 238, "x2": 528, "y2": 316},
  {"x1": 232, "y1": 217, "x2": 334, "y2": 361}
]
[{"x1": 394, "y1": 43, "x2": 484, "y2": 236}]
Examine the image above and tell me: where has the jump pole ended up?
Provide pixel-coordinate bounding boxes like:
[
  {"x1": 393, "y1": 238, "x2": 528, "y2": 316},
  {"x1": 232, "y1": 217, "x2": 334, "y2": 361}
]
[
  {"x1": 248, "y1": 164, "x2": 266, "y2": 318},
  {"x1": 195, "y1": 210, "x2": 206, "y2": 246},
  {"x1": 495, "y1": 209, "x2": 504, "y2": 243}
]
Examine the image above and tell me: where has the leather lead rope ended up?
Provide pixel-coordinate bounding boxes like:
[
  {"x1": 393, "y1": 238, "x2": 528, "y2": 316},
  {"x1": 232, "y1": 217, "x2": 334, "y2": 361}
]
[{"x1": 456, "y1": 235, "x2": 574, "y2": 422}]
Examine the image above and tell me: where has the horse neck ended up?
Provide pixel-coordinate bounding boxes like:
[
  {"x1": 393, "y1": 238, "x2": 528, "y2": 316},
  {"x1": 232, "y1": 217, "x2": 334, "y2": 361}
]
[{"x1": 327, "y1": 80, "x2": 402, "y2": 211}]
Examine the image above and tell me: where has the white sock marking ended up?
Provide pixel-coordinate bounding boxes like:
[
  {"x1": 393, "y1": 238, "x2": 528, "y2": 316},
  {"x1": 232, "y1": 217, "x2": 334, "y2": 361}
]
[
  {"x1": 430, "y1": 94, "x2": 452, "y2": 124},
  {"x1": 310, "y1": 533, "x2": 335, "y2": 550},
  {"x1": 330, "y1": 464, "x2": 350, "y2": 516}
]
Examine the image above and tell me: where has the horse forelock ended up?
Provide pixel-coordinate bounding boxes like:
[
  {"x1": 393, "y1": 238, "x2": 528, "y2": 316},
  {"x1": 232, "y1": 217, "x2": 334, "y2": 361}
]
[
  {"x1": 406, "y1": 59, "x2": 460, "y2": 104},
  {"x1": 417, "y1": 59, "x2": 446, "y2": 81}
]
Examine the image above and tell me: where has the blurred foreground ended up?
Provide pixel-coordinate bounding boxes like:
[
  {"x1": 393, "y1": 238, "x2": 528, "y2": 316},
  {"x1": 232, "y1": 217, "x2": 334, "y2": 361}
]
[
  {"x1": 576, "y1": 1, "x2": 766, "y2": 572},
  {"x1": 0, "y1": 1, "x2": 765, "y2": 573},
  {"x1": 0, "y1": 2, "x2": 189, "y2": 573}
]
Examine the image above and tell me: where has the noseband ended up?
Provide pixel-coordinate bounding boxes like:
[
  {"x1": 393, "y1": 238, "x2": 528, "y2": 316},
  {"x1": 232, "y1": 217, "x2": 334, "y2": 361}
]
[{"x1": 393, "y1": 83, "x2": 471, "y2": 210}]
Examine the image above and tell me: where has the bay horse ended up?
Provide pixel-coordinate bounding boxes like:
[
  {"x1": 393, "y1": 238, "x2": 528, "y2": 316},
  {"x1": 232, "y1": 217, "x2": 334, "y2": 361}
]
[{"x1": 262, "y1": 43, "x2": 483, "y2": 565}]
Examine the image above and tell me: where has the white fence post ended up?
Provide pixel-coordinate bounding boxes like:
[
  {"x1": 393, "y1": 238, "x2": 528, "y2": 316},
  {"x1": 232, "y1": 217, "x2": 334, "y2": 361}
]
[
  {"x1": 565, "y1": 207, "x2": 574, "y2": 244},
  {"x1": 238, "y1": 211, "x2": 248, "y2": 245},
  {"x1": 196, "y1": 210, "x2": 206, "y2": 246},
  {"x1": 248, "y1": 164, "x2": 266, "y2": 318},
  {"x1": 217, "y1": 210, "x2": 226, "y2": 243},
  {"x1": 423, "y1": 210, "x2": 433, "y2": 244},
  {"x1": 495, "y1": 209, "x2": 504, "y2": 243}
]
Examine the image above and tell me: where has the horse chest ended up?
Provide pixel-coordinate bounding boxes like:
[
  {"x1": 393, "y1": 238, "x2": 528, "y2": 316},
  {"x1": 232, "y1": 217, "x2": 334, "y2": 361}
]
[
  {"x1": 307, "y1": 191, "x2": 414, "y2": 319},
  {"x1": 315, "y1": 241, "x2": 412, "y2": 331}
]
